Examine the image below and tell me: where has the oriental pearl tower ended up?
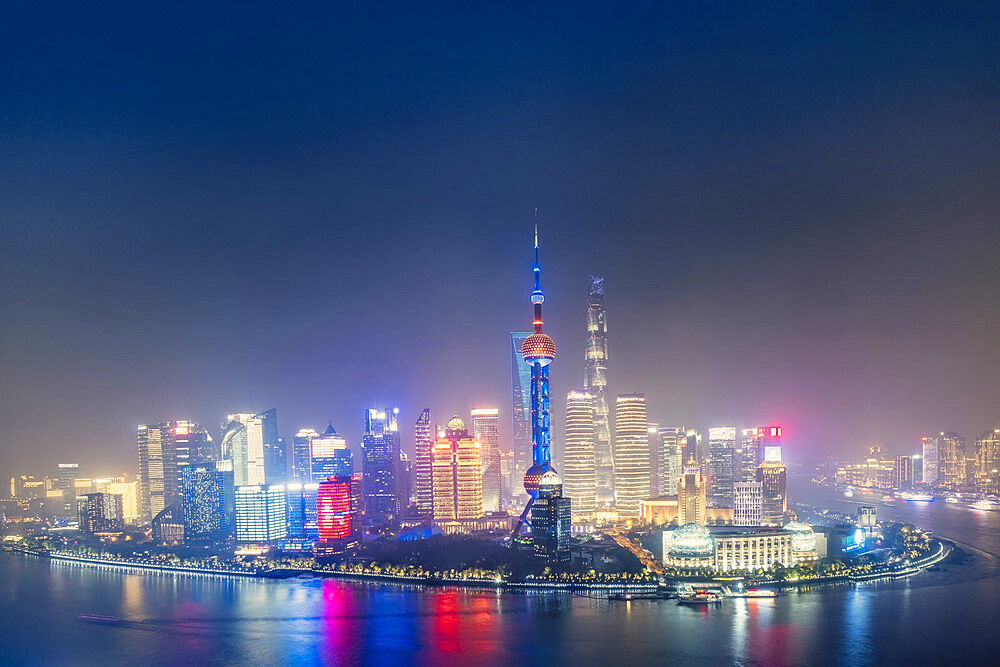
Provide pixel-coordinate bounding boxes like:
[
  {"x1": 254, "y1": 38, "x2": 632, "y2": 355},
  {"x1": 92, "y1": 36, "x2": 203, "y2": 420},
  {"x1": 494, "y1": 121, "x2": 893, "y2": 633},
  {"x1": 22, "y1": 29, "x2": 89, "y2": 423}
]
[{"x1": 511, "y1": 218, "x2": 558, "y2": 542}]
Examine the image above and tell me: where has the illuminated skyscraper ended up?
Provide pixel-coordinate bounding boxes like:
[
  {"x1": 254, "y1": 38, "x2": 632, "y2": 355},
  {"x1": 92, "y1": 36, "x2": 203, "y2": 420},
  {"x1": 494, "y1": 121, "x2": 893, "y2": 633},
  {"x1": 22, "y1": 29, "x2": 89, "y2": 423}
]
[
  {"x1": 938, "y1": 431, "x2": 968, "y2": 489},
  {"x1": 510, "y1": 331, "x2": 533, "y2": 495},
  {"x1": 77, "y1": 492, "x2": 124, "y2": 534},
  {"x1": 291, "y1": 428, "x2": 320, "y2": 482},
  {"x1": 736, "y1": 428, "x2": 759, "y2": 482},
  {"x1": 733, "y1": 481, "x2": 763, "y2": 526},
  {"x1": 310, "y1": 423, "x2": 352, "y2": 483},
  {"x1": 922, "y1": 436, "x2": 939, "y2": 486},
  {"x1": 973, "y1": 429, "x2": 1000, "y2": 495},
  {"x1": 563, "y1": 390, "x2": 596, "y2": 519},
  {"x1": 531, "y1": 471, "x2": 571, "y2": 561},
  {"x1": 707, "y1": 426, "x2": 737, "y2": 499},
  {"x1": 139, "y1": 421, "x2": 208, "y2": 522},
  {"x1": 317, "y1": 475, "x2": 362, "y2": 547},
  {"x1": 584, "y1": 274, "x2": 614, "y2": 502},
  {"x1": 52, "y1": 462, "x2": 80, "y2": 518},
  {"x1": 94, "y1": 477, "x2": 139, "y2": 524},
  {"x1": 414, "y1": 409, "x2": 433, "y2": 516},
  {"x1": 471, "y1": 408, "x2": 501, "y2": 514},
  {"x1": 756, "y1": 462, "x2": 787, "y2": 526},
  {"x1": 235, "y1": 484, "x2": 287, "y2": 543},
  {"x1": 182, "y1": 465, "x2": 231, "y2": 542},
  {"x1": 285, "y1": 482, "x2": 320, "y2": 539},
  {"x1": 658, "y1": 426, "x2": 685, "y2": 496},
  {"x1": 362, "y1": 407, "x2": 400, "y2": 517},
  {"x1": 613, "y1": 394, "x2": 650, "y2": 518},
  {"x1": 431, "y1": 416, "x2": 483, "y2": 521},
  {"x1": 221, "y1": 412, "x2": 273, "y2": 487},
  {"x1": 512, "y1": 221, "x2": 561, "y2": 541},
  {"x1": 677, "y1": 461, "x2": 707, "y2": 525},
  {"x1": 894, "y1": 455, "x2": 914, "y2": 490},
  {"x1": 647, "y1": 422, "x2": 662, "y2": 497}
]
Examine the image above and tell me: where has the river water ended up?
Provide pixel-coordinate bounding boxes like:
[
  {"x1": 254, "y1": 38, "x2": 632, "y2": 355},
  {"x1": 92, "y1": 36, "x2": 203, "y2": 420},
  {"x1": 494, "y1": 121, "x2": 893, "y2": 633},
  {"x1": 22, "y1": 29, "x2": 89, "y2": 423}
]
[{"x1": 2, "y1": 476, "x2": 998, "y2": 665}]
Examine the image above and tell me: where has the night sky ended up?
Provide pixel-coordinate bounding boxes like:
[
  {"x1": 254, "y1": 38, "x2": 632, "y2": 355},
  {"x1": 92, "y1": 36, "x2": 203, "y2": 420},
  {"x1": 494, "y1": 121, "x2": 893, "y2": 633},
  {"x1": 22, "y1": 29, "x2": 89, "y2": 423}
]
[{"x1": 2, "y1": 3, "x2": 999, "y2": 480}]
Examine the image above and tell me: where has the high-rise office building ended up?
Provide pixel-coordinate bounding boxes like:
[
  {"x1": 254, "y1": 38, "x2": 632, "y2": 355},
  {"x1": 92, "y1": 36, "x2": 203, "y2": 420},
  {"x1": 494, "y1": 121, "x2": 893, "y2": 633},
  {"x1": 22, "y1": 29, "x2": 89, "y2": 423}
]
[
  {"x1": 431, "y1": 416, "x2": 483, "y2": 521},
  {"x1": 647, "y1": 423, "x2": 662, "y2": 497},
  {"x1": 677, "y1": 461, "x2": 707, "y2": 525},
  {"x1": 221, "y1": 414, "x2": 265, "y2": 487},
  {"x1": 317, "y1": 475, "x2": 362, "y2": 547},
  {"x1": 94, "y1": 477, "x2": 139, "y2": 524},
  {"x1": 512, "y1": 222, "x2": 563, "y2": 542},
  {"x1": 471, "y1": 408, "x2": 502, "y2": 514},
  {"x1": 584, "y1": 274, "x2": 614, "y2": 502},
  {"x1": 414, "y1": 409, "x2": 433, "y2": 517},
  {"x1": 894, "y1": 455, "x2": 914, "y2": 490},
  {"x1": 77, "y1": 492, "x2": 124, "y2": 533},
  {"x1": 252, "y1": 409, "x2": 283, "y2": 483},
  {"x1": 510, "y1": 331, "x2": 533, "y2": 496},
  {"x1": 362, "y1": 408, "x2": 400, "y2": 517},
  {"x1": 285, "y1": 482, "x2": 320, "y2": 539},
  {"x1": 291, "y1": 428, "x2": 320, "y2": 483},
  {"x1": 707, "y1": 426, "x2": 737, "y2": 499},
  {"x1": 613, "y1": 394, "x2": 650, "y2": 518},
  {"x1": 756, "y1": 462, "x2": 787, "y2": 526},
  {"x1": 234, "y1": 484, "x2": 287, "y2": 543},
  {"x1": 138, "y1": 422, "x2": 191, "y2": 522},
  {"x1": 531, "y1": 470, "x2": 571, "y2": 561},
  {"x1": 755, "y1": 426, "x2": 783, "y2": 464},
  {"x1": 658, "y1": 427, "x2": 685, "y2": 496},
  {"x1": 973, "y1": 429, "x2": 1000, "y2": 495},
  {"x1": 686, "y1": 429, "x2": 703, "y2": 466},
  {"x1": 922, "y1": 436, "x2": 939, "y2": 486},
  {"x1": 151, "y1": 503, "x2": 184, "y2": 543},
  {"x1": 52, "y1": 462, "x2": 80, "y2": 518},
  {"x1": 738, "y1": 428, "x2": 760, "y2": 482},
  {"x1": 938, "y1": 431, "x2": 968, "y2": 489},
  {"x1": 182, "y1": 466, "x2": 231, "y2": 542},
  {"x1": 563, "y1": 390, "x2": 596, "y2": 519},
  {"x1": 310, "y1": 423, "x2": 353, "y2": 483},
  {"x1": 173, "y1": 420, "x2": 215, "y2": 469},
  {"x1": 733, "y1": 482, "x2": 763, "y2": 526}
]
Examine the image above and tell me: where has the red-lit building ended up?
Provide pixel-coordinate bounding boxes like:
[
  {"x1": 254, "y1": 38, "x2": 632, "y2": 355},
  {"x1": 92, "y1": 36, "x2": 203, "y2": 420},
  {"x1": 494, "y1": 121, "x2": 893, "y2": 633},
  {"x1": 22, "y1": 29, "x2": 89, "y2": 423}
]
[{"x1": 315, "y1": 474, "x2": 361, "y2": 556}]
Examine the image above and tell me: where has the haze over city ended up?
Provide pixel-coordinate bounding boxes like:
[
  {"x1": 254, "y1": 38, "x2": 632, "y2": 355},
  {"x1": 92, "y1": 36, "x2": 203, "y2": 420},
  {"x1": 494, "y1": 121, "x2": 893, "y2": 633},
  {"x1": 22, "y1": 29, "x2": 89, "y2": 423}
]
[{"x1": 2, "y1": 2, "x2": 998, "y2": 480}]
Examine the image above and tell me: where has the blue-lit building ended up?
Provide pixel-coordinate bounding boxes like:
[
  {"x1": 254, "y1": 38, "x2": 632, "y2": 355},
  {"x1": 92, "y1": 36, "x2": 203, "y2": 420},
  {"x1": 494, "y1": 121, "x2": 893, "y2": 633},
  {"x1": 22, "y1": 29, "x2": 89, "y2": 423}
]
[
  {"x1": 291, "y1": 428, "x2": 319, "y2": 482},
  {"x1": 310, "y1": 423, "x2": 353, "y2": 483},
  {"x1": 235, "y1": 484, "x2": 287, "y2": 543},
  {"x1": 510, "y1": 331, "x2": 533, "y2": 496},
  {"x1": 362, "y1": 408, "x2": 400, "y2": 518},
  {"x1": 512, "y1": 221, "x2": 564, "y2": 543},
  {"x1": 530, "y1": 471, "x2": 571, "y2": 561},
  {"x1": 182, "y1": 465, "x2": 232, "y2": 542},
  {"x1": 285, "y1": 482, "x2": 319, "y2": 539}
]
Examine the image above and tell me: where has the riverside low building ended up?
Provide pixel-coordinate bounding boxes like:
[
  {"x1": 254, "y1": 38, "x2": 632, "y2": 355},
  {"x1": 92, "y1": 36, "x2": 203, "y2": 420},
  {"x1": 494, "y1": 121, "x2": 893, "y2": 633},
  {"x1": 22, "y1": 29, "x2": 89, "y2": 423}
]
[
  {"x1": 639, "y1": 498, "x2": 734, "y2": 526},
  {"x1": 662, "y1": 523, "x2": 806, "y2": 572}
]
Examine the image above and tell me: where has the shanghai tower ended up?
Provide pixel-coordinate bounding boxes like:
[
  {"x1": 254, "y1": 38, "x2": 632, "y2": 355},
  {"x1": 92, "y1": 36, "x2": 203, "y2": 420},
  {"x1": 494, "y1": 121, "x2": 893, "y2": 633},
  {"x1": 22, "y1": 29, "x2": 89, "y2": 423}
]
[
  {"x1": 511, "y1": 221, "x2": 558, "y2": 541},
  {"x1": 585, "y1": 274, "x2": 614, "y2": 502}
]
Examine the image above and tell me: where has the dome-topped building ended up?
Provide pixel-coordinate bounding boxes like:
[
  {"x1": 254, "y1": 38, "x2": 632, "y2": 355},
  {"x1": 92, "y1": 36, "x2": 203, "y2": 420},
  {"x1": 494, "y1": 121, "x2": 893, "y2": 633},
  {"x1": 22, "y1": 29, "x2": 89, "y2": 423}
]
[
  {"x1": 669, "y1": 522, "x2": 715, "y2": 558},
  {"x1": 784, "y1": 521, "x2": 819, "y2": 562},
  {"x1": 445, "y1": 415, "x2": 467, "y2": 433}
]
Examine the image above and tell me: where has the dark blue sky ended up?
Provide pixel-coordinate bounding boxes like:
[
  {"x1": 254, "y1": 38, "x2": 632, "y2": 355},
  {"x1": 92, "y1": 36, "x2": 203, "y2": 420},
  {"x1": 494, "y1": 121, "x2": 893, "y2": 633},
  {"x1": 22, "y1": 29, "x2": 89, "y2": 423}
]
[{"x1": 2, "y1": 2, "x2": 999, "y2": 478}]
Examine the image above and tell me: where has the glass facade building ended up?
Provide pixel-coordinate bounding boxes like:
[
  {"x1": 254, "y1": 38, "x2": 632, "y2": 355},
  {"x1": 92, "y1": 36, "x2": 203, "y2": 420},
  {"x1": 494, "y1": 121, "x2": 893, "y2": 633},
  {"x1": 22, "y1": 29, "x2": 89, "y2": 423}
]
[
  {"x1": 471, "y1": 408, "x2": 501, "y2": 513},
  {"x1": 613, "y1": 394, "x2": 649, "y2": 518},
  {"x1": 414, "y1": 409, "x2": 433, "y2": 517},
  {"x1": 562, "y1": 390, "x2": 596, "y2": 518},
  {"x1": 431, "y1": 417, "x2": 483, "y2": 521},
  {"x1": 362, "y1": 408, "x2": 400, "y2": 517},
  {"x1": 707, "y1": 426, "x2": 737, "y2": 499},
  {"x1": 584, "y1": 275, "x2": 614, "y2": 502},
  {"x1": 235, "y1": 484, "x2": 287, "y2": 543},
  {"x1": 182, "y1": 465, "x2": 231, "y2": 542},
  {"x1": 310, "y1": 424, "x2": 353, "y2": 483}
]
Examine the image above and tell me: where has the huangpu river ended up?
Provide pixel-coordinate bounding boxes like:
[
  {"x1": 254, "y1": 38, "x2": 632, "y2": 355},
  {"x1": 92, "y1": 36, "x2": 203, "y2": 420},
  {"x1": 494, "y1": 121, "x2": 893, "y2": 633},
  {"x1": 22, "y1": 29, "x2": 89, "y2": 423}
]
[{"x1": 3, "y1": 476, "x2": 999, "y2": 665}]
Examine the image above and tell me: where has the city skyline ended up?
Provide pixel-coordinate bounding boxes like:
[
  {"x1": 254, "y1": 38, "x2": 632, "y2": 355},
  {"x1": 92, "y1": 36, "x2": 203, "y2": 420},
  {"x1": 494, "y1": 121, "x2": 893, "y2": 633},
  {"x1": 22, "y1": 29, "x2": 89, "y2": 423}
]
[{"x1": 3, "y1": 3, "x2": 999, "y2": 491}]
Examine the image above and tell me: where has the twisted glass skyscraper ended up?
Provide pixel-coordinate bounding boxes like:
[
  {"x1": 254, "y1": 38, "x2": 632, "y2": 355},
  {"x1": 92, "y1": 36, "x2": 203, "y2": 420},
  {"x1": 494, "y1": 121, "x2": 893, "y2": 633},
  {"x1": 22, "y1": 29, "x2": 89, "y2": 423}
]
[{"x1": 585, "y1": 274, "x2": 614, "y2": 502}]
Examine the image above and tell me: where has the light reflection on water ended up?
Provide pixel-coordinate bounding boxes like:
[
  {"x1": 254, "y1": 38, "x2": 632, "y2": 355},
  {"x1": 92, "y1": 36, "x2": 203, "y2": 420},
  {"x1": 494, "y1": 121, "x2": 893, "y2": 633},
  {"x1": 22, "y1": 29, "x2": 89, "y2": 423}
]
[{"x1": 2, "y1": 480, "x2": 998, "y2": 664}]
